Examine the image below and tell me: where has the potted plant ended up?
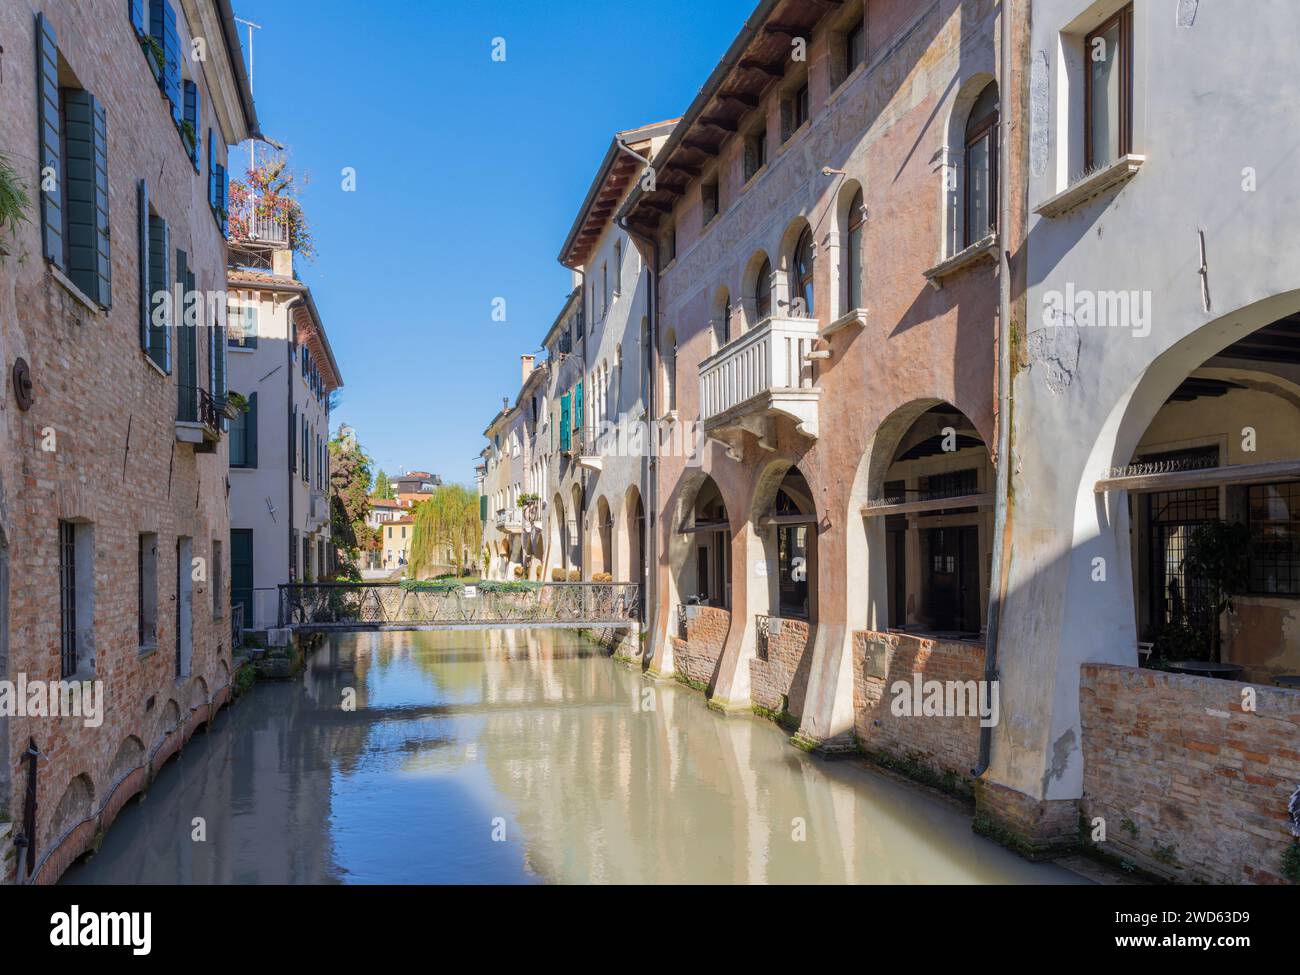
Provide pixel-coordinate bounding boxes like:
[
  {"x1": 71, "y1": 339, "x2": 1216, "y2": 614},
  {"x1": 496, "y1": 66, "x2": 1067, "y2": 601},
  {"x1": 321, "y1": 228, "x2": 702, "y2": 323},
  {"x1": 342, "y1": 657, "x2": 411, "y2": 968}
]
[
  {"x1": 1185, "y1": 520, "x2": 1250, "y2": 664},
  {"x1": 0, "y1": 152, "x2": 31, "y2": 259}
]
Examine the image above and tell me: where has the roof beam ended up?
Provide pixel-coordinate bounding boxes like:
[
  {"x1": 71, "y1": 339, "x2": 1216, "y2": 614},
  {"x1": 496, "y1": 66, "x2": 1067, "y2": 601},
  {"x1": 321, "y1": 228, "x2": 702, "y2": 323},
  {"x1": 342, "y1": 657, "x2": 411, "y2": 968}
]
[
  {"x1": 739, "y1": 58, "x2": 784, "y2": 78},
  {"x1": 700, "y1": 115, "x2": 739, "y2": 132},
  {"x1": 717, "y1": 90, "x2": 760, "y2": 109},
  {"x1": 683, "y1": 138, "x2": 720, "y2": 156}
]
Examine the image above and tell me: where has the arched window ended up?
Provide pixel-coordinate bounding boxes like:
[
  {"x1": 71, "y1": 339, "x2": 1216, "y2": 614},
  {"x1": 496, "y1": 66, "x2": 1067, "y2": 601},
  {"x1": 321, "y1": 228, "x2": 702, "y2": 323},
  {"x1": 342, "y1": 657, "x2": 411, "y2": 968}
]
[
  {"x1": 964, "y1": 82, "x2": 998, "y2": 247},
  {"x1": 755, "y1": 257, "x2": 772, "y2": 321},
  {"x1": 722, "y1": 294, "x2": 731, "y2": 346},
  {"x1": 793, "y1": 227, "x2": 815, "y2": 317},
  {"x1": 845, "y1": 188, "x2": 864, "y2": 311}
]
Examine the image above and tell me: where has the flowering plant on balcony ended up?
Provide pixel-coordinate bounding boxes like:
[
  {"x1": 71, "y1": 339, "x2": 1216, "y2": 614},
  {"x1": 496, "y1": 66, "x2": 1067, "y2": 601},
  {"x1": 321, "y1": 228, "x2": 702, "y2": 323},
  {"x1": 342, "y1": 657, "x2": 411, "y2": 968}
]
[{"x1": 227, "y1": 156, "x2": 316, "y2": 259}]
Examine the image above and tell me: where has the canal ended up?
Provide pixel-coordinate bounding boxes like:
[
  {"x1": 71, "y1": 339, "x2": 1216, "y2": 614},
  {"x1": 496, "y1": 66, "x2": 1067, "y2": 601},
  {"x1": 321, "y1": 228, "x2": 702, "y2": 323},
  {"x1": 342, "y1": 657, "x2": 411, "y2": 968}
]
[{"x1": 64, "y1": 630, "x2": 1087, "y2": 884}]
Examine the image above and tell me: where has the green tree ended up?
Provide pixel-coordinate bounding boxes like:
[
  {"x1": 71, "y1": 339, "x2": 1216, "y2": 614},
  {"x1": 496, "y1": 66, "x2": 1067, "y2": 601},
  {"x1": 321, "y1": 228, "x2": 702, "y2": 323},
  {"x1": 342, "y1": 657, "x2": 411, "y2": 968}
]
[
  {"x1": 329, "y1": 432, "x2": 378, "y2": 579},
  {"x1": 1185, "y1": 519, "x2": 1251, "y2": 663},
  {"x1": 409, "y1": 484, "x2": 481, "y2": 579},
  {"x1": 373, "y1": 469, "x2": 395, "y2": 499}
]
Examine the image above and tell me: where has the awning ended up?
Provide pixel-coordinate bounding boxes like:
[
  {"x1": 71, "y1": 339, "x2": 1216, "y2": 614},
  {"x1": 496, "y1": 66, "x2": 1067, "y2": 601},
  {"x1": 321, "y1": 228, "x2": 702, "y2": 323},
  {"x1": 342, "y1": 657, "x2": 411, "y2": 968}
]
[
  {"x1": 860, "y1": 493, "x2": 992, "y2": 518},
  {"x1": 1094, "y1": 459, "x2": 1300, "y2": 494}
]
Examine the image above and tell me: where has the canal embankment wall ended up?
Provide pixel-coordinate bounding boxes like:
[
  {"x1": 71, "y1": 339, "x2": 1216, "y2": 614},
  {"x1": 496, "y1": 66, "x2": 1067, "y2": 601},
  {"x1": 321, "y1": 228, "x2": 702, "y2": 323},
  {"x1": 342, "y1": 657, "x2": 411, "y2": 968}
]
[{"x1": 1078, "y1": 664, "x2": 1300, "y2": 885}]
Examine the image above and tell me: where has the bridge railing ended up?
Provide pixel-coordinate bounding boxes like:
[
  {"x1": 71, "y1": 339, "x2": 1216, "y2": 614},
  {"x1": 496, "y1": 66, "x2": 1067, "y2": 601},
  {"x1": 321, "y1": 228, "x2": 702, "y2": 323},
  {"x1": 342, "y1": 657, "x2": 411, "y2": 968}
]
[{"x1": 277, "y1": 581, "x2": 641, "y2": 630}]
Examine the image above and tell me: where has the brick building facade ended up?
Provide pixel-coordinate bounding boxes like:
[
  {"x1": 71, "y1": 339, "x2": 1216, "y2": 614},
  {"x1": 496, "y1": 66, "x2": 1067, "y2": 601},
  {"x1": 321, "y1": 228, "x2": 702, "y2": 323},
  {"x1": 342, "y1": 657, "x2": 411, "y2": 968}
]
[{"x1": 0, "y1": 0, "x2": 258, "y2": 883}]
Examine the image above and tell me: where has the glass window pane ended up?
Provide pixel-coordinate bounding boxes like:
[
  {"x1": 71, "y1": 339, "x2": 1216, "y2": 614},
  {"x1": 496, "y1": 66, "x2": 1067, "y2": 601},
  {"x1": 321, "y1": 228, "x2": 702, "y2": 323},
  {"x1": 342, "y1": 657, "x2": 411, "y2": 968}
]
[
  {"x1": 1089, "y1": 21, "x2": 1121, "y2": 166},
  {"x1": 966, "y1": 133, "x2": 990, "y2": 242}
]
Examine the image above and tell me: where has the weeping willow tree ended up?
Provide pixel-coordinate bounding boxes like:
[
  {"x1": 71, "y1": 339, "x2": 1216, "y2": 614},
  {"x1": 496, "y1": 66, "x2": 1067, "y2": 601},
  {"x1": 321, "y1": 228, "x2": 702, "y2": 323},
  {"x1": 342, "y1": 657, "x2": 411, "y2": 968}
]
[{"x1": 408, "y1": 483, "x2": 481, "y2": 578}]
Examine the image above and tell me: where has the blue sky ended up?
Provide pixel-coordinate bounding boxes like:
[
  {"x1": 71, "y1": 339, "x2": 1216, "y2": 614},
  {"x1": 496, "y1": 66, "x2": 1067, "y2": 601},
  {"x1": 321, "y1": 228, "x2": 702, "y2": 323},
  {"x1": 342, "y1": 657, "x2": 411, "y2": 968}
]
[{"x1": 232, "y1": 0, "x2": 754, "y2": 487}]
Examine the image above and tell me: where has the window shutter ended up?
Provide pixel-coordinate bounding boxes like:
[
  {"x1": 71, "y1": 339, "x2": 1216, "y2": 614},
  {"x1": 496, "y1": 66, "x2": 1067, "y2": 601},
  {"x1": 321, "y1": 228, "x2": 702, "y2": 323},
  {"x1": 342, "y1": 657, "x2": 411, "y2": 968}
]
[
  {"x1": 91, "y1": 97, "x2": 111, "y2": 306},
  {"x1": 207, "y1": 130, "x2": 216, "y2": 207},
  {"x1": 148, "y1": 215, "x2": 171, "y2": 372},
  {"x1": 290, "y1": 407, "x2": 297, "y2": 472},
  {"x1": 129, "y1": 0, "x2": 145, "y2": 35},
  {"x1": 246, "y1": 392, "x2": 258, "y2": 467},
  {"x1": 560, "y1": 393, "x2": 571, "y2": 453},
  {"x1": 137, "y1": 180, "x2": 150, "y2": 350},
  {"x1": 62, "y1": 90, "x2": 96, "y2": 296},
  {"x1": 574, "y1": 381, "x2": 584, "y2": 431},
  {"x1": 216, "y1": 163, "x2": 228, "y2": 236},
  {"x1": 175, "y1": 249, "x2": 194, "y2": 414},
  {"x1": 183, "y1": 80, "x2": 202, "y2": 167},
  {"x1": 35, "y1": 13, "x2": 63, "y2": 268},
  {"x1": 150, "y1": 0, "x2": 181, "y2": 122}
]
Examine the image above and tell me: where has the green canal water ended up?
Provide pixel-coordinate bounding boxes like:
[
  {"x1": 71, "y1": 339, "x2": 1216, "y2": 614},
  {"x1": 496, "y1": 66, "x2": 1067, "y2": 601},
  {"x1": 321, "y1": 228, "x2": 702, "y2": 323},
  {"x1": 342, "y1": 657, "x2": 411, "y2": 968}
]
[{"x1": 63, "y1": 630, "x2": 1087, "y2": 884}]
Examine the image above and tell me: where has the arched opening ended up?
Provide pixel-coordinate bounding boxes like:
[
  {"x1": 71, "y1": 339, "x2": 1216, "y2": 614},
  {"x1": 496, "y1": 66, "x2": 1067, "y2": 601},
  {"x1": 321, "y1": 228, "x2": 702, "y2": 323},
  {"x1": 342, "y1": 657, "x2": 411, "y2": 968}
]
[
  {"x1": 791, "y1": 225, "x2": 816, "y2": 319},
  {"x1": 667, "y1": 473, "x2": 734, "y2": 689},
  {"x1": 594, "y1": 496, "x2": 613, "y2": 577},
  {"x1": 712, "y1": 286, "x2": 732, "y2": 351},
  {"x1": 753, "y1": 255, "x2": 772, "y2": 323},
  {"x1": 769, "y1": 466, "x2": 816, "y2": 619},
  {"x1": 842, "y1": 185, "x2": 865, "y2": 314},
  {"x1": 1097, "y1": 311, "x2": 1300, "y2": 677},
  {"x1": 624, "y1": 486, "x2": 647, "y2": 619},
  {"x1": 963, "y1": 81, "x2": 998, "y2": 248},
  {"x1": 569, "y1": 483, "x2": 584, "y2": 576},
  {"x1": 863, "y1": 402, "x2": 993, "y2": 638}
]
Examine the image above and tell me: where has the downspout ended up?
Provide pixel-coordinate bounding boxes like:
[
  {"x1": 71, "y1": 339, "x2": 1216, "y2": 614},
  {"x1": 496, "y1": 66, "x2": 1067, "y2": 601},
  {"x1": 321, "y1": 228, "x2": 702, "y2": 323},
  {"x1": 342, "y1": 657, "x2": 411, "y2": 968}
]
[
  {"x1": 615, "y1": 138, "x2": 658, "y2": 641},
  {"x1": 975, "y1": 0, "x2": 1017, "y2": 778},
  {"x1": 286, "y1": 296, "x2": 304, "y2": 595}
]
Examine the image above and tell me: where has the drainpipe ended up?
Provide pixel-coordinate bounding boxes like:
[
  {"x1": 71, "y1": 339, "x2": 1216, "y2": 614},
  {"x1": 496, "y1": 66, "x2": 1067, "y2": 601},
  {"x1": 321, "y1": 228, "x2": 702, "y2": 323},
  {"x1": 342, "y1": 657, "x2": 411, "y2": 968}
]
[
  {"x1": 975, "y1": 0, "x2": 1017, "y2": 779},
  {"x1": 286, "y1": 296, "x2": 304, "y2": 600},
  {"x1": 615, "y1": 137, "x2": 658, "y2": 639}
]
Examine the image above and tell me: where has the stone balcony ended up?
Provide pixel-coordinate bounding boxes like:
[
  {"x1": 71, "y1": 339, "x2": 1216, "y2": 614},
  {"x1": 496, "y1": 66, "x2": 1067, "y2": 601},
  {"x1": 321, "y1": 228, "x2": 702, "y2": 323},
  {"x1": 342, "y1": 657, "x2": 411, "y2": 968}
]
[{"x1": 698, "y1": 315, "x2": 821, "y2": 454}]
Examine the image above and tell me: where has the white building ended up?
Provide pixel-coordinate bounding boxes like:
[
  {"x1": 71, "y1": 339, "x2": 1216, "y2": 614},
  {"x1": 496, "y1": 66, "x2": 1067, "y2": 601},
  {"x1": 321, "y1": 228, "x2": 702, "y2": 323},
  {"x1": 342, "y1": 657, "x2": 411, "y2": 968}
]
[{"x1": 226, "y1": 254, "x2": 343, "y2": 628}]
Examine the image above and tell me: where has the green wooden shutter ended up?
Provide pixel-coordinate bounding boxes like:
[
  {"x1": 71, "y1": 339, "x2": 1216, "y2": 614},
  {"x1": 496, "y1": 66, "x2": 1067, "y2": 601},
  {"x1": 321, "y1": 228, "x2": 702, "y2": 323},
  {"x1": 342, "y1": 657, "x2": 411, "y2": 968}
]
[
  {"x1": 215, "y1": 163, "x2": 228, "y2": 235},
  {"x1": 183, "y1": 80, "x2": 202, "y2": 168},
  {"x1": 35, "y1": 13, "x2": 62, "y2": 268},
  {"x1": 560, "y1": 393, "x2": 571, "y2": 453},
  {"x1": 148, "y1": 215, "x2": 171, "y2": 372},
  {"x1": 176, "y1": 250, "x2": 196, "y2": 417},
  {"x1": 246, "y1": 392, "x2": 258, "y2": 467},
  {"x1": 137, "y1": 180, "x2": 150, "y2": 350},
  {"x1": 150, "y1": 0, "x2": 181, "y2": 122},
  {"x1": 207, "y1": 131, "x2": 216, "y2": 207},
  {"x1": 65, "y1": 92, "x2": 111, "y2": 306},
  {"x1": 574, "y1": 381, "x2": 584, "y2": 431}
]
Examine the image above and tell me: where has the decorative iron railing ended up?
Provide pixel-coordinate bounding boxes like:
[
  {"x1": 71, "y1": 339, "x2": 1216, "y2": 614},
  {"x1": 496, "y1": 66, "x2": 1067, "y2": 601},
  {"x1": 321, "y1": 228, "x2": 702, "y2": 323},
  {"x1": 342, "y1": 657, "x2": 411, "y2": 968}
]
[
  {"x1": 231, "y1": 603, "x2": 245, "y2": 650},
  {"x1": 178, "y1": 385, "x2": 221, "y2": 430},
  {"x1": 277, "y1": 582, "x2": 641, "y2": 630}
]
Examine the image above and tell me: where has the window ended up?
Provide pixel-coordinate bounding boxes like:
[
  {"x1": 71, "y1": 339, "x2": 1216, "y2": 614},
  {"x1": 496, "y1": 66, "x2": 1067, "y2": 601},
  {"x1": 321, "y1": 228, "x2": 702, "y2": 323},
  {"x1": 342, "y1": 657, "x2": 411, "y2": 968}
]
[
  {"x1": 793, "y1": 227, "x2": 815, "y2": 317},
  {"x1": 661, "y1": 225, "x2": 676, "y2": 269},
  {"x1": 303, "y1": 536, "x2": 313, "y2": 582},
  {"x1": 602, "y1": 262, "x2": 608, "y2": 314},
  {"x1": 230, "y1": 529, "x2": 253, "y2": 629},
  {"x1": 290, "y1": 406, "x2": 298, "y2": 473},
  {"x1": 775, "y1": 490, "x2": 810, "y2": 619},
  {"x1": 613, "y1": 240, "x2": 622, "y2": 295},
  {"x1": 212, "y1": 539, "x2": 223, "y2": 617},
  {"x1": 1247, "y1": 482, "x2": 1300, "y2": 596},
  {"x1": 146, "y1": 211, "x2": 171, "y2": 371},
  {"x1": 794, "y1": 83, "x2": 810, "y2": 130},
  {"x1": 227, "y1": 294, "x2": 258, "y2": 347},
  {"x1": 1084, "y1": 4, "x2": 1133, "y2": 170},
  {"x1": 290, "y1": 529, "x2": 298, "y2": 581},
  {"x1": 229, "y1": 393, "x2": 257, "y2": 468},
  {"x1": 755, "y1": 257, "x2": 772, "y2": 321},
  {"x1": 663, "y1": 330, "x2": 678, "y2": 413},
  {"x1": 59, "y1": 521, "x2": 93, "y2": 677},
  {"x1": 964, "y1": 83, "x2": 998, "y2": 246},
  {"x1": 702, "y1": 179, "x2": 719, "y2": 224},
  {"x1": 845, "y1": 188, "x2": 864, "y2": 310},
  {"x1": 846, "y1": 19, "x2": 866, "y2": 73},
  {"x1": 744, "y1": 128, "x2": 767, "y2": 182},
  {"x1": 138, "y1": 533, "x2": 158, "y2": 648}
]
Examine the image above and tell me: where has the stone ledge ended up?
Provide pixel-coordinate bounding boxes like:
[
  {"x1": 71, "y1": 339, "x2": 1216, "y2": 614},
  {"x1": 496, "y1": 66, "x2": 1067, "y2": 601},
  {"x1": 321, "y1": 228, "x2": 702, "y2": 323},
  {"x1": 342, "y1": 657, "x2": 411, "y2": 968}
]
[
  {"x1": 922, "y1": 234, "x2": 998, "y2": 289},
  {"x1": 1034, "y1": 154, "x2": 1145, "y2": 218}
]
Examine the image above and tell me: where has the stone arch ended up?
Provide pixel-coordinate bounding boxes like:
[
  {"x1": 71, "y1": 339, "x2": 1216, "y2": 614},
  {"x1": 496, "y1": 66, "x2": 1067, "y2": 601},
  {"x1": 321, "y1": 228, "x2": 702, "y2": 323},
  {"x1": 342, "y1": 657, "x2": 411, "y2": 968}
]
[
  {"x1": 108, "y1": 735, "x2": 146, "y2": 784},
  {"x1": 49, "y1": 773, "x2": 94, "y2": 841},
  {"x1": 747, "y1": 459, "x2": 820, "y2": 623},
  {"x1": 160, "y1": 698, "x2": 182, "y2": 736},
  {"x1": 1063, "y1": 291, "x2": 1300, "y2": 671},
  {"x1": 569, "y1": 482, "x2": 584, "y2": 577},
  {"x1": 620, "y1": 484, "x2": 647, "y2": 600},
  {"x1": 846, "y1": 398, "x2": 993, "y2": 636},
  {"x1": 217, "y1": 657, "x2": 231, "y2": 688},
  {"x1": 190, "y1": 675, "x2": 209, "y2": 710}
]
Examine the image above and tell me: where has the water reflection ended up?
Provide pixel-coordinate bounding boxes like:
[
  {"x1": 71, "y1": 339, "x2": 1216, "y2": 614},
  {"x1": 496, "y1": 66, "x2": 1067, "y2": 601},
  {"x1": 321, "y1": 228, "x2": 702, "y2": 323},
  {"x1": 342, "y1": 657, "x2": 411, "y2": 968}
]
[{"x1": 65, "y1": 630, "x2": 1085, "y2": 884}]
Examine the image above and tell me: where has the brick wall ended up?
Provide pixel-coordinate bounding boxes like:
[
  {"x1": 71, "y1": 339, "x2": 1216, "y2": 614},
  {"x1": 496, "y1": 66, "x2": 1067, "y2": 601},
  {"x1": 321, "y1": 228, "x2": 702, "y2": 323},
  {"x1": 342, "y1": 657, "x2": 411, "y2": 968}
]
[
  {"x1": 851, "y1": 631, "x2": 986, "y2": 794},
  {"x1": 1080, "y1": 664, "x2": 1300, "y2": 884},
  {"x1": 749, "y1": 617, "x2": 813, "y2": 717},
  {"x1": 0, "y1": 0, "x2": 240, "y2": 883},
  {"x1": 670, "y1": 606, "x2": 730, "y2": 687}
]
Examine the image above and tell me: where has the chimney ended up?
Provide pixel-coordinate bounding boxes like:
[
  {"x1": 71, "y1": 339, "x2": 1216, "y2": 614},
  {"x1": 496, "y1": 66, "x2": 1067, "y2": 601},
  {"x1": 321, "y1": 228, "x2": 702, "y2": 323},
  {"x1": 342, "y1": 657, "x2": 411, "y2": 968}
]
[
  {"x1": 521, "y1": 354, "x2": 536, "y2": 385},
  {"x1": 272, "y1": 248, "x2": 293, "y2": 278}
]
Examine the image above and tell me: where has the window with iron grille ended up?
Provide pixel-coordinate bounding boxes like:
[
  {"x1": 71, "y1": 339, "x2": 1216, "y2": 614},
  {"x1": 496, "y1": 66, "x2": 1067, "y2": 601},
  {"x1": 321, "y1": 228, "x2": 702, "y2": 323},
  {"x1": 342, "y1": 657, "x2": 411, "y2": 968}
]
[
  {"x1": 59, "y1": 521, "x2": 78, "y2": 677},
  {"x1": 1247, "y1": 482, "x2": 1300, "y2": 596}
]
